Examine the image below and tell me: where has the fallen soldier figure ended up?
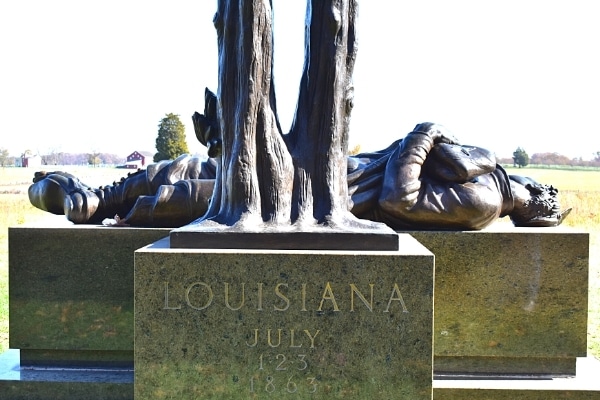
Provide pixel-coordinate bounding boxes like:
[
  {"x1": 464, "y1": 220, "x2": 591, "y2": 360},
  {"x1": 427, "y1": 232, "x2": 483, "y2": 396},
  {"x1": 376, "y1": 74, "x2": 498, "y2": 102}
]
[{"x1": 28, "y1": 122, "x2": 570, "y2": 230}]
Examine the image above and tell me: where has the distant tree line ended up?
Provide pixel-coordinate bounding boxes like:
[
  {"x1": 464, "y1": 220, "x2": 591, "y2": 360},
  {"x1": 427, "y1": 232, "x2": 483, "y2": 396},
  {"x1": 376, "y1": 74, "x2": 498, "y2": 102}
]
[
  {"x1": 47, "y1": 152, "x2": 125, "y2": 166},
  {"x1": 496, "y1": 147, "x2": 600, "y2": 168},
  {"x1": 39, "y1": 152, "x2": 125, "y2": 166},
  {"x1": 0, "y1": 149, "x2": 126, "y2": 167},
  {"x1": 3, "y1": 143, "x2": 600, "y2": 169}
]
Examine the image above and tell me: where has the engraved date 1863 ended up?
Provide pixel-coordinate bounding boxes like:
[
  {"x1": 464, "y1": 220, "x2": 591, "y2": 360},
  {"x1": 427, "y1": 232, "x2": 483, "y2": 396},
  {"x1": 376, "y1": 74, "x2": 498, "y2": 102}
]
[{"x1": 249, "y1": 353, "x2": 318, "y2": 394}]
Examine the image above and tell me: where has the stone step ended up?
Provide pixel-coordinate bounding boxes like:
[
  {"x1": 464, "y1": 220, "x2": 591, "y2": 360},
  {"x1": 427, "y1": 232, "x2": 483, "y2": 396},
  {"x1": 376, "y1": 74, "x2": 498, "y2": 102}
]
[{"x1": 433, "y1": 356, "x2": 600, "y2": 399}]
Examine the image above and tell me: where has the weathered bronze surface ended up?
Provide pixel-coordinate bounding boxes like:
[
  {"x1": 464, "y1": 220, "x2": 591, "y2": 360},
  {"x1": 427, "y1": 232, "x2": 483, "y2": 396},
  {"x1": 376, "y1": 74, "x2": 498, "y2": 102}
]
[
  {"x1": 29, "y1": 122, "x2": 569, "y2": 231},
  {"x1": 26, "y1": 0, "x2": 568, "y2": 234}
]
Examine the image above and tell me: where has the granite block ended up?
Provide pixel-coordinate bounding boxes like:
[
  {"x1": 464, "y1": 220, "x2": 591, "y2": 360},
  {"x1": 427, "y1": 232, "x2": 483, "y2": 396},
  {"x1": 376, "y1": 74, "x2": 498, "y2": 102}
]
[
  {"x1": 8, "y1": 225, "x2": 170, "y2": 366},
  {"x1": 134, "y1": 234, "x2": 434, "y2": 399},
  {"x1": 433, "y1": 355, "x2": 600, "y2": 399},
  {"x1": 434, "y1": 389, "x2": 600, "y2": 400},
  {"x1": 0, "y1": 350, "x2": 133, "y2": 400},
  {"x1": 410, "y1": 226, "x2": 589, "y2": 375}
]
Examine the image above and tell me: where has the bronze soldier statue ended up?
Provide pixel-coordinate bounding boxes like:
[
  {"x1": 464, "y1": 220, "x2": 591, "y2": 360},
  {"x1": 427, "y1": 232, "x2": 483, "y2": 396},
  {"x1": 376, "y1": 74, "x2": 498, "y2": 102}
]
[{"x1": 28, "y1": 121, "x2": 570, "y2": 230}]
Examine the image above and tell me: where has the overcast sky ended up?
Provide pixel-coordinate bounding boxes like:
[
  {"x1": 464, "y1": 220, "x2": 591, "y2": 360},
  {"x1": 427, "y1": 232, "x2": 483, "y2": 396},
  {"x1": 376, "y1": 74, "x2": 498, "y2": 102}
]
[{"x1": 1, "y1": 1, "x2": 598, "y2": 159}]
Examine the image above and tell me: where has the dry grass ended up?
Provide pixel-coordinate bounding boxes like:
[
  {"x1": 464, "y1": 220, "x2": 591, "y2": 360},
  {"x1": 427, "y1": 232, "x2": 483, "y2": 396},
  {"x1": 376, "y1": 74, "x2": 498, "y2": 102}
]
[
  {"x1": 0, "y1": 166, "x2": 599, "y2": 357},
  {"x1": 504, "y1": 167, "x2": 600, "y2": 193}
]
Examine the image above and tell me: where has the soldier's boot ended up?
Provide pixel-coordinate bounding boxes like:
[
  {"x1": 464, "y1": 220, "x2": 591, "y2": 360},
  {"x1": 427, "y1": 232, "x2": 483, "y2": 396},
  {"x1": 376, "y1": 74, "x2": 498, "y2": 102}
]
[{"x1": 28, "y1": 168, "x2": 153, "y2": 224}]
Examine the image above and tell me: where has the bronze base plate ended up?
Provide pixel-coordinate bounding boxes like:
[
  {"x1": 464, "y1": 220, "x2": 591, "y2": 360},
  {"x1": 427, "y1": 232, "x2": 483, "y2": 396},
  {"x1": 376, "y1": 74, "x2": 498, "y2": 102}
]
[{"x1": 169, "y1": 228, "x2": 399, "y2": 251}]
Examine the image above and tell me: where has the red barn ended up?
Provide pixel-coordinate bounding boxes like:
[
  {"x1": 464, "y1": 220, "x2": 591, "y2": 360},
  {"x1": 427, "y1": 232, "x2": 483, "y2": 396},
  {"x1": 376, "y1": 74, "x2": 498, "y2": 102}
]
[
  {"x1": 124, "y1": 151, "x2": 153, "y2": 169},
  {"x1": 21, "y1": 154, "x2": 42, "y2": 168}
]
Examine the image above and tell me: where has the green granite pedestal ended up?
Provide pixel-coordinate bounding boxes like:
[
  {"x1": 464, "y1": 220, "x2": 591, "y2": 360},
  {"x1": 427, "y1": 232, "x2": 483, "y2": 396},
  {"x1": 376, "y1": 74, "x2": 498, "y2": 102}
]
[
  {"x1": 1, "y1": 225, "x2": 170, "y2": 399},
  {"x1": 2, "y1": 224, "x2": 598, "y2": 399},
  {"x1": 411, "y1": 226, "x2": 589, "y2": 377},
  {"x1": 134, "y1": 235, "x2": 434, "y2": 399},
  {"x1": 411, "y1": 225, "x2": 599, "y2": 399}
]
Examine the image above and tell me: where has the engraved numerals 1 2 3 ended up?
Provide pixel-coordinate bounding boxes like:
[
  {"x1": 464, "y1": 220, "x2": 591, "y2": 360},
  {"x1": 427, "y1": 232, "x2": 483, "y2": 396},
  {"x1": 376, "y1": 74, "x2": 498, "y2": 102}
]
[
  {"x1": 250, "y1": 354, "x2": 317, "y2": 394},
  {"x1": 258, "y1": 353, "x2": 308, "y2": 371}
]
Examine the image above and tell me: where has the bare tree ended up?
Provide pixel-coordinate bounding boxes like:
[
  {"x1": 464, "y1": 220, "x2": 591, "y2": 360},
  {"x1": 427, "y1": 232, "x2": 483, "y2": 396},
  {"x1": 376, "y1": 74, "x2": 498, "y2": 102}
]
[
  {"x1": 88, "y1": 150, "x2": 102, "y2": 167},
  {"x1": 0, "y1": 148, "x2": 10, "y2": 167}
]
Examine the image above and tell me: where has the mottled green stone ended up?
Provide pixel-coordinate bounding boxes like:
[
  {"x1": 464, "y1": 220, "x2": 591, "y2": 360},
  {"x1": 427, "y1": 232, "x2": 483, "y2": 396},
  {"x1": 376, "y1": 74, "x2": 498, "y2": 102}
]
[
  {"x1": 434, "y1": 388, "x2": 600, "y2": 400},
  {"x1": 433, "y1": 356, "x2": 600, "y2": 398},
  {"x1": 7, "y1": 224, "x2": 593, "y2": 399},
  {"x1": 134, "y1": 235, "x2": 434, "y2": 399},
  {"x1": 0, "y1": 350, "x2": 133, "y2": 400},
  {"x1": 0, "y1": 381, "x2": 132, "y2": 400},
  {"x1": 9, "y1": 225, "x2": 170, "y2": 365},
  {"x1": 410, "y1": 226, "x2": 589, "y2": 375}
]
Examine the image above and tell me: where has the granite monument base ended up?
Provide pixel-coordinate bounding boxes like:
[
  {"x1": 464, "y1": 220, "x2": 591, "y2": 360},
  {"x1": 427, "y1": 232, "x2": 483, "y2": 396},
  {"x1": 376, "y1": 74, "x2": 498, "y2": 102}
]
[
  {"x1": 2, "y1": 224, "x2": 598, "y2": 399},
  {"x1": 433, "y1": 355, "x2": 600, "y2": 399},
  {"x1": 410, "y1": 226, "x2": 589, "y2": 377},
  {"x1": 134, "y1": 235, "x2": 434, "y2": 399},
  {"x1": 0, "y1": 349, "x2": 132, "y2": 400},
  {"x1": 1, "y1": 225, "x2": 170, "y2": 399}
]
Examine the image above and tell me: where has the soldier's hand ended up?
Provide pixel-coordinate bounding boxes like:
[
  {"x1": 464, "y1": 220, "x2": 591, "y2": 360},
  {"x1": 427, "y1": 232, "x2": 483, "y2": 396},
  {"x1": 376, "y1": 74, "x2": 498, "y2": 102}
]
[{"x1": 412, "y1": 122, "x2": 460, "y2": 145}]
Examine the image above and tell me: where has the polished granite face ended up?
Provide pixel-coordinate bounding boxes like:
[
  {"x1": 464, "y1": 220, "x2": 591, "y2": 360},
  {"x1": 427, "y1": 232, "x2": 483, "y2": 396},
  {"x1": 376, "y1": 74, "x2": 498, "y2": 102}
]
[
  {"x1": 134, "y1": 235, "x2": 434, "y2": 399},
  {"x1": 434, "y1": 389, "x2": 600, "y2": 400},
  {"x1": 5, "y1": 225, "x2": 595, "y2": 399},
  {"x1": 0, "y1": 350, "x2": 133, "y2": 400},
  {"x1": 9, "y1": 225, "x2": 589, "y2": 378},
  {"x1": 8, "y1": 226, "x2": 170, "y2": 365},
  {"x1": 411, "y1": 226, "x2": 589, "y2": 375}
]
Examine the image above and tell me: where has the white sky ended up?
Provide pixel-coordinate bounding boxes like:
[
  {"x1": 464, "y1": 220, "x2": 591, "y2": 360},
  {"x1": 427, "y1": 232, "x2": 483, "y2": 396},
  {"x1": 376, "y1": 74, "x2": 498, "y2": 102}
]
[{"x1": 1, "y1": 1, "x2": 598, "y2": 160}]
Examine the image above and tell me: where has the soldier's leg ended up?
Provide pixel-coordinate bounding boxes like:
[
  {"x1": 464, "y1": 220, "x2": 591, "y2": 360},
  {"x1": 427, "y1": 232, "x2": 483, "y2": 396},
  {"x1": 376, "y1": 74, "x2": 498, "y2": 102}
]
[
  {"x1": 121, "y1": 179, "x2": 215, "y2": 227},
  {"x1": 28, "y1": 155, "x2": 211, "y2": 224}
]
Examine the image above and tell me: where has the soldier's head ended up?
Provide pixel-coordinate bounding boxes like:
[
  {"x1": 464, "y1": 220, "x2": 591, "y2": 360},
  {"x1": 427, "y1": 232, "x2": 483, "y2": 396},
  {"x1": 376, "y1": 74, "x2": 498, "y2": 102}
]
[{"x1": 509, "y1": 176, "x2": 570, "y2": 227}]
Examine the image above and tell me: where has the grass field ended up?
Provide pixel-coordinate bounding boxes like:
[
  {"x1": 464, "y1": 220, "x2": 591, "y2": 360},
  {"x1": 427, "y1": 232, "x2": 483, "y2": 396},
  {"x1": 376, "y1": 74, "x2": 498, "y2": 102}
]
[{"x1": 0, "y1": 166, "x2": 598, "y2": 358}]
